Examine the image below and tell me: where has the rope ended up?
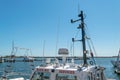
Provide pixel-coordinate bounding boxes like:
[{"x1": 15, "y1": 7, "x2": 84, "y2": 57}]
[{"x1": 84, "y1": 24, "x2": 97, "y2": 56}]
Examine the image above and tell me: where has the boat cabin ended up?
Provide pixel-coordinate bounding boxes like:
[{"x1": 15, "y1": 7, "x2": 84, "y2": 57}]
[{"x1": 30, "y1": 64, "x2": 106, "y2": 80}]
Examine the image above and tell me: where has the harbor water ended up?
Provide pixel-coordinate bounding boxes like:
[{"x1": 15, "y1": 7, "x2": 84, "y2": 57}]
[{"x1": 0, "y1": 57, "x2": 120, "y2": 80}]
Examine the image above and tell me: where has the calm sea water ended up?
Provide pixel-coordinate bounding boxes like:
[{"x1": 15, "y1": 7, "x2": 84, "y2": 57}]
[
  {"x1": 0, "y1": 57, "x2": 119, "y2": 80},
  {"x1": 95, "y1": 58, "x2": 120, "y2": 80}
]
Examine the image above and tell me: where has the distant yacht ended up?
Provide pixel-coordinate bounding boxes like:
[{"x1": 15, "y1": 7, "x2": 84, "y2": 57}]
[
  {"x1": 5, "y1": 41, "x2": 16, "y2": 62},
  {"x1": 23, "y1": 56, "x2": 34, "y2": 62},
  {"x1": 0, "y1": 56, "x2": 4, "y2": 63}
]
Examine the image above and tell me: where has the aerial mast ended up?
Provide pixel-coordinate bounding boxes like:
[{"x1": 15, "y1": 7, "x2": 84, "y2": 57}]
[{"x1": 71, "y1": 11, "x2": 87, "y2": 66}]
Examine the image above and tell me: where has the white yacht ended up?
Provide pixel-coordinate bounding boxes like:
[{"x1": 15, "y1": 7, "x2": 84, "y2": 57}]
[{"x1": 29, "y1": 11, "x2": 115, "y2": 80}]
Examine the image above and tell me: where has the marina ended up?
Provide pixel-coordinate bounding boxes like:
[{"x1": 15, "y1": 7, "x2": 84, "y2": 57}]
[
  {"x1": 0, "y1": 0, "x2": 120, "y2": 80},
  {"x1": 0, "y1": 8, "x2": 118, "y2": 80},
  {"x1": 0, "y1": 10, "x2": 118, "y2": 79},
  {"x1": 0, "y1": 57, "x2": 119, "y2": 80}
]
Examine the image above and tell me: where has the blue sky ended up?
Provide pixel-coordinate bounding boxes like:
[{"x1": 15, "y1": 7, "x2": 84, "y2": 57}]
[{"x1": 0, "y1": 0, "x2": 120, "y2": 56}]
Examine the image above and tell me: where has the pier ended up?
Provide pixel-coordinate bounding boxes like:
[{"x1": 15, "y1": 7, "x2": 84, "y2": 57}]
[{"x1": 1, "y1": 56, "x2": 84, "y2": 62}]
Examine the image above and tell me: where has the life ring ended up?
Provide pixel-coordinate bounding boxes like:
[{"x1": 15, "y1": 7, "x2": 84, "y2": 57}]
[{"x1": 89, "y1": 61, "x2": 93, "y2": 65}]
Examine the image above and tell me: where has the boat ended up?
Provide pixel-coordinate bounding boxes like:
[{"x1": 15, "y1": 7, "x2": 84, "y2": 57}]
[
  {"x1": 5, "y1": 41, "x2": 16, "y2": 62},
  {"x1": 29, "y1": 11, "x2": 115, "y2": 80},
  {"x1": 111, "y1": 49, "x2": 120, "y2": 74},
  {"x1": 111, "y1": 49, "x2": 120, "y2": 67},
  {"x1": 23, "y1": 56, "x2": 34, "y2": 62},
  {"x1": 0, "y1": 56, "x2": 4, "y2": 63},
  {"x1": 0, "y1": 48, "x2": 34, "y2": 80},
  {"x1": 4, "y1": 55, "x2": 16, "y2": 62}
]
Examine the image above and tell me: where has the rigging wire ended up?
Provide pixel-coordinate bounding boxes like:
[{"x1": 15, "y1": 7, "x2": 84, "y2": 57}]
[
  {"x1": 70, "y1": 0, "x2": 82, "y2": 56},
  {"x1": 85, "y1": 26, "x2": 96, "y2": 65},
  {"x1": 89, "y1": 39, "x2": 97, "y2": 56},
  {"x1": 55, "y1": 18, "x2": 60, "y2": 56},
  {"x1": 75, "y1": 29, "x2": 80, "y2": 39},
  {"x1": 84, "y1": 24, "x2": 97, "y2": 56},
  {"x1": 53, "y1": 18, "x2": 60, "y2": 64},
  {"x1": 71, "y1": 29, "x2": 81, "y2": 56},
  {"x1": 43, "y1": 40, "x2": 45, "y2": 57},
  {"x1": 42, "y1": 40, "x2": 45, "y2": 64}
]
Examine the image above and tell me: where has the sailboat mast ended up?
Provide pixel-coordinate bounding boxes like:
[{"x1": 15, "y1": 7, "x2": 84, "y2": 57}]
[
  {"x1": 11, "y1": 41, "x2": 15, "y2": 58},
  {"x1": 79, "y1": 11, "x2": 87, "y2": 65},
  {"x1": 71, "y1": 11, "x2": 87, "y2": 66}
]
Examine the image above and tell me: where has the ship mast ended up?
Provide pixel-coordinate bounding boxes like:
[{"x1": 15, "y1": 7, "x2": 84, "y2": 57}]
[{"x1": 71, "y1": 11, "x2": 87, "y2": 66}]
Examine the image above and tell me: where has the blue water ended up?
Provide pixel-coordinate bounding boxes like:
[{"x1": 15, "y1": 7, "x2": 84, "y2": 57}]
[
  {"x1": 95, "y1": 58, "x2": 119, "y2": 80},
  {"x1": 0, "y1": 57, "x2": 120, "y2": 80}
]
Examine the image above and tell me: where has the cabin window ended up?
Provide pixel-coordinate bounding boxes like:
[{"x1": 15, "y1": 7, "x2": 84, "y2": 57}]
[
  {"x1": 56, "y1": 73, "x2": 77, "y2": 80},
  {"x1": 31, "y1": 72, "x2": 51, "y2": 80}
]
